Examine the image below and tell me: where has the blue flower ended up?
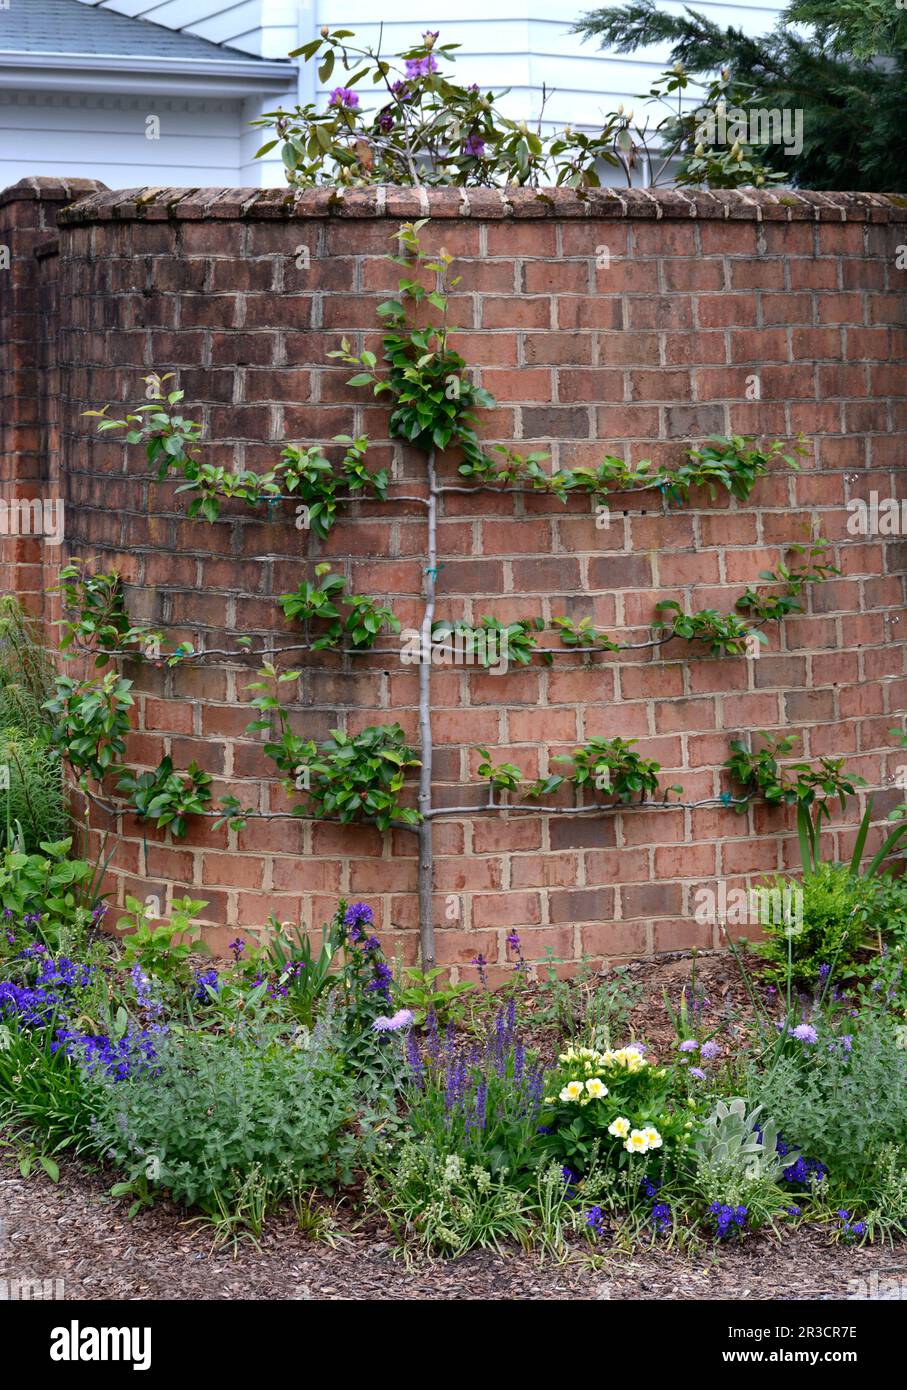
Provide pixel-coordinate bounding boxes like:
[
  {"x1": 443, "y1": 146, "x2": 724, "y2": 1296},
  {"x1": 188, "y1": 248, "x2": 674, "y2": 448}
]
[
  {"x1": 193, "y1": 968, "x2": 219, "y2": 1002},
  {"x1": 586, "y1": 1205, "x2": 605, "y2": 1237},
  {"x1": 709, "y1": 1201, "x2": 747, "y2": 1239},
  {"x1": 652, "y1": 1202, "x2": 672, "y2": 1232},
  {"x1": 343, "y1": 902, "x2": 374, "y2": 930}
]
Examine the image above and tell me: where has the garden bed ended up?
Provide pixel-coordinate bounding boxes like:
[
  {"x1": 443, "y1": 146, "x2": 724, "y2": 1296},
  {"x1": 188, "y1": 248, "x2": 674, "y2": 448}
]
[
  {"x1": 3, "y1": 900, "x2": 900, "y2": 1289},
  {"x1": 2, "y1": 1148, "x2": 902, "y2": 1302}
]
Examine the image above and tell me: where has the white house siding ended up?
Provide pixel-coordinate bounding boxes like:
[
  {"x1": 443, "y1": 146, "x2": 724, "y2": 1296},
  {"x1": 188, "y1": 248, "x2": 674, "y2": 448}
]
[
  {"x1": 37, "y1": 2, "x2": 788, "y2": 189},
  {"x1": 305, "y1": 3, "x2": 784, "y2": 124},
  {"x1": 0, "y1": 90, "x2": 247, "y2": 186}
]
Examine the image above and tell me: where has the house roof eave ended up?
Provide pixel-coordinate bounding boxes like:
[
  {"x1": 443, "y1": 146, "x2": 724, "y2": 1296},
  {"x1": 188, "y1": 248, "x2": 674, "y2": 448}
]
[{"x1": 0, "y1": 50, "x2": 297, "y2": 99}]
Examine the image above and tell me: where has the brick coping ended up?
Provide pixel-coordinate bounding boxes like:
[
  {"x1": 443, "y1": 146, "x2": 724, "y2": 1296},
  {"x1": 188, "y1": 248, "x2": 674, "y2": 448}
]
[{"x1": 17, "y1": 181, "x2": 905, "y2": 225}]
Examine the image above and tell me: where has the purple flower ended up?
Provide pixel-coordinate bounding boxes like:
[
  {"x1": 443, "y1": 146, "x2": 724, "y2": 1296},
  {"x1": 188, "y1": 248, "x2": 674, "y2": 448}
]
[
  {"x1": 839, "y1": 1209, "x2": 866, "y2": 1241},
  {"x1": 790, "y1": 1023, "x2": 818, "y2": 1044},
  {"x1": 678, "y1": 1039, "x2": 699, "y2": 1053},
  {"x1": 689, "y1": 1066, "x2": 706, "y2": 1080},
  {"x1": 372, "y1": 1008, "x2": 414, "y2": 1032},
  {"x1": 783, "y1": 1155, "x2": 826, "y2": 1189},
  {"x1": 329, "y1": 87, "x2": 359, "y2": 109},
  {"x1": 652, "y1": 1202, "x2": 672, "y2": 1232},
  {"x1": 471, "y1": 1078, "x2": 487, "y2": 1132},
  {"x1": 343, "y1": 902, "x2": 374, "y2": 929},
  {"x1": 463, "y1": 132, "x2": 486, "y2": 158},
  {"x1": 54, "y1": 1025, "x2": 161, "y2": 1081},
  {"x1": 425, "y1": 1008, "x2": 441, "y2": 1062},
  {"x1": 700, "y1": 1040, "x2": 721, "y2": 1060},
  {"x1": 710, "y1": 1201, "x2": 747, "y2": 1240},
  {"x1": 405, "y1": 55, "x2": 438, "y2": 78},
  {"x1": 193, "y1": 968, "x2": 220, "y2": 1003},
  {"x1": 472, "y1": 953, "x2": 488, "y2": 989},
  {"x1": 229, "y1": 938, "x2": 246, "y2": 960},
  {"x1": 586, "y1": 1205, "x2": 605, "y2": 1236},
  {"x1": 406, "y1": 1030, "x2": 424, "y2": 1086},
  {"x1": 365, "y1": 959, "x2": 394, "y2": 1000}
]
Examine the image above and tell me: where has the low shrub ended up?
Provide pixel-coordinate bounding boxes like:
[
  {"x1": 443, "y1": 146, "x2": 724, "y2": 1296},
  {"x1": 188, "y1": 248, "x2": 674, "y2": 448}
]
[
  {"x1": 0, "y1": 839, "x2": 101, "y2": 955},
  {"x1": 87, "y1": 1021, "x2": 360, "y2": 1221},
  {"x1": 748, "y1": 1010, "x2": 907, "y2": 1214},
  {"x1": 752, "y1": 862, "x2": 877, "y2": 988}
]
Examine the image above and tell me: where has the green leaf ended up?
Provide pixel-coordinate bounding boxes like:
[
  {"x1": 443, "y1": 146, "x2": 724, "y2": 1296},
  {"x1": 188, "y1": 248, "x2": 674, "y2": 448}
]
[{"x1": 39, "y1": 1156, "x2": 60, "y2": 1183}]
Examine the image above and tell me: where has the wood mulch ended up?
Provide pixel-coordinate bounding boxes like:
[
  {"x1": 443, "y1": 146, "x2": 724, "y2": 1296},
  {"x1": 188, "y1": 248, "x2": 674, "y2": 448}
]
[
  {"x1": 1, "y1": 949, "x2": 902, "y2": 1301},
  {"x1": 1, "y1": 1151, "x2": 904, "y2": 1301}
]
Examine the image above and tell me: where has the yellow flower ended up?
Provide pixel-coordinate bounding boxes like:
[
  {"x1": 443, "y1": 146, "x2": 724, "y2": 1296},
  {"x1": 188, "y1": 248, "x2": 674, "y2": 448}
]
[
  {"x1": 642, "y1": 1126, "x2": 663, "y2": 1150},
  {"x1": 560, "y1": 1081, "x2": 584, "y2": 1103},
  {"x1": 608, "y1": 1116, "x2": 630, "y2": 1138},
  {"x1": 624, "y1": 1130, "x2": 649, "y2": 1154},
  {"x1": 585, "y1": 1078, "x2": 608, "y2": 1099},
  {"x1": 613, "y1": 1046, "x2": 646, "y2": 1071}
]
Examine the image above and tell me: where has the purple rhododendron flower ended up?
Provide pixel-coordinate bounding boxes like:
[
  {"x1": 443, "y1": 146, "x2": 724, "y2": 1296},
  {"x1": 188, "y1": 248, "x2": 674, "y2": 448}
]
[
  {"x1": 329, "y1": 87, "x2": 359, "y2": 109},
  {"x1": 405, "y1": 55, "x2": 438, "y2": 78}
]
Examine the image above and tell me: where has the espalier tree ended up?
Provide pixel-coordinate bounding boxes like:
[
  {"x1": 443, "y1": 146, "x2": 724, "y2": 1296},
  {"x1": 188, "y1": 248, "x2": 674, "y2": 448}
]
[
  {"x1": 57, "y1": 215, "x2": 860, "y2": 968},
  {"x1": 47, "y1": 30, "x2": 869, "y2": 966}
]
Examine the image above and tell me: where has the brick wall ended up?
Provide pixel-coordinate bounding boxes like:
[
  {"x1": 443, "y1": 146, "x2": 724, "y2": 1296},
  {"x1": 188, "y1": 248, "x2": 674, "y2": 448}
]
[
  {"x1": 0, "y1": 178, "x2": 105, "y2": 617},
  {"x1": 4, "y1": 182, "x2": 907, "y2": 975}
]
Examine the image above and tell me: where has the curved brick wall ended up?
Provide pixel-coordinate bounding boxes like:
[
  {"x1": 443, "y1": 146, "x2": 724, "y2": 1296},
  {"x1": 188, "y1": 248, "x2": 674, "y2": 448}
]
[{"x1": 3, "y1": 180, "x2": 907, "y2": 975}]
